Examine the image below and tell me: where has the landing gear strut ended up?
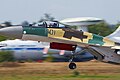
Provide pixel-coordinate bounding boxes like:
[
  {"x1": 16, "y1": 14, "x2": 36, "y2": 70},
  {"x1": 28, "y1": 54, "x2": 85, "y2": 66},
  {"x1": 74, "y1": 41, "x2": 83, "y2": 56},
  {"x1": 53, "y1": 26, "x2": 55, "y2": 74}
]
[
  {"x1": 69, "y1": 51, "x2": 77, "y2": 69},
  {"x1": 68, "y1": 48, "x2": 87, "y2": 69}
]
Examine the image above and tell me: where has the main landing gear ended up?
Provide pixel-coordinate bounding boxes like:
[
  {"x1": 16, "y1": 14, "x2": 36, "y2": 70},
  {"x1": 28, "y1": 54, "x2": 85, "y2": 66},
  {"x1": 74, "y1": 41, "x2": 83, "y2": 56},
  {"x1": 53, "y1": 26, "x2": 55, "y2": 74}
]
[{"x1": 68, "y1": 49, "x2": 86, "y2": 69}]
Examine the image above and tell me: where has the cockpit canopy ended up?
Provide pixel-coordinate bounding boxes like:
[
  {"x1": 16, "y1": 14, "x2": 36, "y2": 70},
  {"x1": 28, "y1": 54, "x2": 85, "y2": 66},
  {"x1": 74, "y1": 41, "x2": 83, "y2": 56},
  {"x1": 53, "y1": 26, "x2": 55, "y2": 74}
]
[{"x1": 29, "y1": 21, "x2": 66, "y2": 28}]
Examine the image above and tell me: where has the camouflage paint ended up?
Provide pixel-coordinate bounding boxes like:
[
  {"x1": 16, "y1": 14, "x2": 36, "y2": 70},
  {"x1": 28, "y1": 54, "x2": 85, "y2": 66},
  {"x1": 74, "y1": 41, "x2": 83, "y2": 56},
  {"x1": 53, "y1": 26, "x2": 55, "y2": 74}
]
[
  {"x1": 23, "y1": 27, "x2": 115, "y2": 47},
  {"x1": 88, "y1": 34, "x2": 104, "y2": 45},
  {"x1": 103, "y1": 38, "x2": 115, "y2": 46},
  {"x1": 23, "y1": 27, "x2": 48, "y2": 37},
  {"x1": 83, "y1": 32, "x2": 93, "y2": 43},
  {"x1": 48, "y1": 28, "x2": 65, "y2": 38}
]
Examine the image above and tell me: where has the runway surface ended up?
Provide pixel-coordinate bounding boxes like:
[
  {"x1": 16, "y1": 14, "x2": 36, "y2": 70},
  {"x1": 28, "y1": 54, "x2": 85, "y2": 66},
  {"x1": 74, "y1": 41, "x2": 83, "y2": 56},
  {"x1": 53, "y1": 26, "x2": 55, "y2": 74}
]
[{"x1": 0, "y1": 61, "x2": 120, "y2": 80}]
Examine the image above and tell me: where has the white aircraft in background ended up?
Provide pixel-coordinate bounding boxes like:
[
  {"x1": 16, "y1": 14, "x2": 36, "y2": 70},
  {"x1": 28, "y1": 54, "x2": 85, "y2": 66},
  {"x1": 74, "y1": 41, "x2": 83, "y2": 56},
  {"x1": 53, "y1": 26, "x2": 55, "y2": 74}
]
[
  {"x1": 0, "y1": 39, "x2": 94, "y2": 62},
  {"x1": 60, "y1": 17, "x2": 104, "y2": 31}
]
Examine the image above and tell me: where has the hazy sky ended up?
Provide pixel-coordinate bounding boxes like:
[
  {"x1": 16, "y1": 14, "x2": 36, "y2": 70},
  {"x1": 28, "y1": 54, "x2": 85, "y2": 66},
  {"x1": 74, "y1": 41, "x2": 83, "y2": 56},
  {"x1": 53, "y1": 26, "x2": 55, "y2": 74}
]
[{"x1": 0, "y1": 0, "x2": 120, "y2": 24}]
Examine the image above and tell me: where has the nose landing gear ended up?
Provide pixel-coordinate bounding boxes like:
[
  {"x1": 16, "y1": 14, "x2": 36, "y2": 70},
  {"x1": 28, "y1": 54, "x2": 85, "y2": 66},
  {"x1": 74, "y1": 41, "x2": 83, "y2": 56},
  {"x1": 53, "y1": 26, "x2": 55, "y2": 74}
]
[
  {"x1": 68, "y1": 49, "x2": 86, "y2": 69},
  {"x1": 69, "y1": 62, "x2": 76, "y2": 69}
]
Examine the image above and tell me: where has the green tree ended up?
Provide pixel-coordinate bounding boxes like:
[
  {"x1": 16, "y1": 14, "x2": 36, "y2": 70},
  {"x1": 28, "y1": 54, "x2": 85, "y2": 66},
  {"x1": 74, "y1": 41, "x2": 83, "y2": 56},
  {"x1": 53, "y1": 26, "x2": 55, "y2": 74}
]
[
  {"x1": 88, "y1": 22, "x2": 113, "y2": 37},
  {"x1": 39, "y1": 13, "x2": 55, "y2": 22},
  {"x1": 0, "y1": 36, "x2": 7, "y2": 41},
  {"x1": 0, "y1": 51, "x2": 14, "y2": 62}
]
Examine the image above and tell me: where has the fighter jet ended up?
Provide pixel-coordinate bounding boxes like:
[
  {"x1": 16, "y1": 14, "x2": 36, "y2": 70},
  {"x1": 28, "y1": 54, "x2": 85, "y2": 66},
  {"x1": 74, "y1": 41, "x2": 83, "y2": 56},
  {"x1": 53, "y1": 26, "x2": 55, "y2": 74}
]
[{"x1": 0, "y1": 21, "x2": 119, "y2": 69}]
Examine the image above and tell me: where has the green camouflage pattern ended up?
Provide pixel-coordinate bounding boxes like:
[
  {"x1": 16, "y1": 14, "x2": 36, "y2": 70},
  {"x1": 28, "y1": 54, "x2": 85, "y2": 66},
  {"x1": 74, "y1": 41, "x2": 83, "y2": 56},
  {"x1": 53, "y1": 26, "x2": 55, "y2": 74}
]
[{"x1": 23, "y1": 27, "x2": 115, "y2": 47}]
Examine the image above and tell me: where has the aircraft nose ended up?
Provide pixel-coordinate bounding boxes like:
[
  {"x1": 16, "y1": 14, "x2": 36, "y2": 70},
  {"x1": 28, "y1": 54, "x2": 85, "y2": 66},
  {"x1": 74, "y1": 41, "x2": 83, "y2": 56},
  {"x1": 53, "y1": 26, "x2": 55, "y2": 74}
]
[{"x1": 0, "y1": 26, "x2": 23, "y2": 39}]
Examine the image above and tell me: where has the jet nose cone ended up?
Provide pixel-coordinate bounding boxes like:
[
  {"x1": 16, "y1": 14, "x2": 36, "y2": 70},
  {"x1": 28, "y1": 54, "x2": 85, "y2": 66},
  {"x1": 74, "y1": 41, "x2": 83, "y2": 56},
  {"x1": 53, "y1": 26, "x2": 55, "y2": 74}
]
[{"x1": 0, "y1": 26, "x2": 23, "y2": 39}]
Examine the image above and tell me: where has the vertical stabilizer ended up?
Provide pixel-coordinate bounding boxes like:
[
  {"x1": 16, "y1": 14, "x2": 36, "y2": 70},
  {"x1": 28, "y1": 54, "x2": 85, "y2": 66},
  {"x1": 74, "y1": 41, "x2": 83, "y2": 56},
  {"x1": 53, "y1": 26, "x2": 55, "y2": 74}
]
[{"x1": 107, "y1": 26, "x2": 120, "y2": 43}]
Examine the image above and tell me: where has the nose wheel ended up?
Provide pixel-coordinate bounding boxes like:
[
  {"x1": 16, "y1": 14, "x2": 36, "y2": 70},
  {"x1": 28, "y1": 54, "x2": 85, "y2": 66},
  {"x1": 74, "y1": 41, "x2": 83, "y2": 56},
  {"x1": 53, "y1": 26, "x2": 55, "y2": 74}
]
[
  {"x1": 69, "y1": 62, "x2": 76, "y2": 69},
  {"x1": 68, "y1": 51, "x2": 77, "y2": 69},
  {"x1": 68, "y1": 48, "x2": 86, "y2": 69}
]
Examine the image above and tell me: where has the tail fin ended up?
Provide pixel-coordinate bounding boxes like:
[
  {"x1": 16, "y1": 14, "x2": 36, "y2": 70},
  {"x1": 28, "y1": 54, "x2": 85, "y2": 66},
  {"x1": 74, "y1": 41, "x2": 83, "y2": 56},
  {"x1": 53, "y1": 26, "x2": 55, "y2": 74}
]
[{"x1": 107, "y1": 26, "x2": 120, "y2": 43}]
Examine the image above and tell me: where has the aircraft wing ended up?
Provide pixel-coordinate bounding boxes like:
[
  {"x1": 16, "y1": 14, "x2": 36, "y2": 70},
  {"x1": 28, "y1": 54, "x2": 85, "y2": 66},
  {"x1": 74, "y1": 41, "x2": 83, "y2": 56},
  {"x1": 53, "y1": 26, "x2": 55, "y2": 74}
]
[{"x1": 86, "y1": 46, "x2": 120, "y2": 64}]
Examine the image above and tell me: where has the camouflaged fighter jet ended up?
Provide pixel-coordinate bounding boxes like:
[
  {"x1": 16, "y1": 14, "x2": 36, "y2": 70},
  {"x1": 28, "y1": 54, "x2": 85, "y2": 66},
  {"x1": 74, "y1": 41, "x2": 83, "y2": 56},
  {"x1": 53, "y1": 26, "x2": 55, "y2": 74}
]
[{"x1": 0, "y1": 21, "x2": 120, "y2": 69}]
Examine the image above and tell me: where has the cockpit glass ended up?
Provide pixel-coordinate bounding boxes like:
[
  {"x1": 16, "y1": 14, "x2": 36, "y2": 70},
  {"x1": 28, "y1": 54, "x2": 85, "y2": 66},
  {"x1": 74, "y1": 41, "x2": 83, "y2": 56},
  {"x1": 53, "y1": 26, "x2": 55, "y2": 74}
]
[
  {"x1": 48, "y1": 22, "x2": 58, "y2": 27},
  {"x1": 34, "y1": 22, "x2": 43, "y2": 27},
  {"x1": 46, "y1": 21, "x2": 66, "y2": 28},
  {"x1": 59, "y1": 24, "x2": 65, "y2": 28},
  {"x1": 30, "y1": 21, "x2": 66, "y2": 28}
]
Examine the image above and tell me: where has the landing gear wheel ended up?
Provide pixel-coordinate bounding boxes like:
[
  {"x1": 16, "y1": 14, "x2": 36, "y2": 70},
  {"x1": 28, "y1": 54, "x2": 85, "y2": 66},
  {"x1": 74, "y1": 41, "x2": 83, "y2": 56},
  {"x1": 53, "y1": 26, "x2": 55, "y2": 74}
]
[{"x1": 69, "y1": 62, "x2": 76, "y2": 69}]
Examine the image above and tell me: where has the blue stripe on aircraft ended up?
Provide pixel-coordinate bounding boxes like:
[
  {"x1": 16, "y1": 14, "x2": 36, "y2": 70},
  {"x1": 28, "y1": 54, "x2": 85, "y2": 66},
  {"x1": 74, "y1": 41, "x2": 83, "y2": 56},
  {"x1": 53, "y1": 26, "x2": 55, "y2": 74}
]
[{"x1": 0, "y1": 48, "x2": 44, "y2": 50}]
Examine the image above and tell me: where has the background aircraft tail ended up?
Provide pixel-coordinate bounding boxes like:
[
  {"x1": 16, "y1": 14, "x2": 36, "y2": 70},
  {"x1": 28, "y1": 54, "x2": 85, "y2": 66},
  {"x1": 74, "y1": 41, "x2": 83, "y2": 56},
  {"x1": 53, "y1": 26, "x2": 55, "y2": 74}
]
[{"x1": 106, "y1": 26, "x2": 120, "y2": 43}]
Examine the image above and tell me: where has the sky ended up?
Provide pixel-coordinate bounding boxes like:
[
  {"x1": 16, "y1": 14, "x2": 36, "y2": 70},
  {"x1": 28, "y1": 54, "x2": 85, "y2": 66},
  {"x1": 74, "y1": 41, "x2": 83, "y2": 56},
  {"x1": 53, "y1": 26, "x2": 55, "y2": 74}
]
[{"x1": 0, "y1": 0, "x2": 120, "y2": 24}]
